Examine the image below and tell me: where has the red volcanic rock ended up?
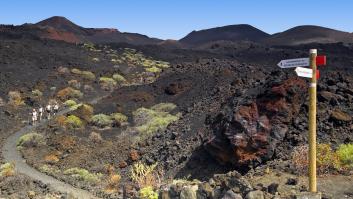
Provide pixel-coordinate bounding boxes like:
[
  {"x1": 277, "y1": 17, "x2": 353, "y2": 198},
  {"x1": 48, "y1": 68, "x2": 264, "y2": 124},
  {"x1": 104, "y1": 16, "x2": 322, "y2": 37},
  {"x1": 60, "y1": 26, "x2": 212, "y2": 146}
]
[
  {"x1": 42, "y1": 27, "x2": 81, "y2": 43},
  {"x1": 205, "y1": 77, "x2": 307, "y2": 166}
]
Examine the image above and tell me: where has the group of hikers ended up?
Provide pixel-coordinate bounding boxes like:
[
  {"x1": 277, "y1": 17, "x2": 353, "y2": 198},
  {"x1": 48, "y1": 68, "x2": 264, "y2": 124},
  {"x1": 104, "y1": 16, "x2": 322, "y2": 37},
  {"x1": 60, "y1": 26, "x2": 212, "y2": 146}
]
[{"x1": 31, "y1": 102, "x2": 59, "y2": 125}]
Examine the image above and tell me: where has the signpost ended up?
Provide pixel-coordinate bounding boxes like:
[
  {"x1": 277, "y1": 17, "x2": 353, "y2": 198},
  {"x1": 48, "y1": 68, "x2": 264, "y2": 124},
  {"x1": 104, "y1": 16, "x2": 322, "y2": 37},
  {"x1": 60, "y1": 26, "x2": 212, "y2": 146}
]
[{"x1": 278, "y1": 49, "x2": 326, "y2": 193}]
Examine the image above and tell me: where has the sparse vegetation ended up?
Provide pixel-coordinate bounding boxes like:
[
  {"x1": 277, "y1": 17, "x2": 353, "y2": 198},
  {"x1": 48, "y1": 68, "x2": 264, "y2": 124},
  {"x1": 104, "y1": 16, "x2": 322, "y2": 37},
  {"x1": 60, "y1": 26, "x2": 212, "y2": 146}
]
[
  {"x1": 44, "y1": 154, "x2": 60, "y2": 164},
  {"x1": 17, "y1": 132, "x2": 45, "y2": 149},
  {"x1": 39, "y1": 164, "x2": 60, "y2": 174},
  {"x1": 31, "y1": 89, "x2": 43, "y2": 97},
  {"x1": 91, "y1": 114, "x2": 113, "y2": 128},
  {"x1": 99, "y1": 77, "x2": 117, "y2": 90},
  {"x1": 64, "y1": 167, "x2": 102, "y2": 183},
  {"x1": 145, "y1": 66, "x2": 161, "y2": 73},
  {"x1": 73, "y1": 104, "x2": 94, "y2": 122},
  {"x1": 111, "y1": 112, "x2": 128, "y2": 126},
  {"x1": 105, "y1": 173, "x2": 122, "y2": 194},
  {"x1": 89, "y1": 132, "x2": 103, "y2": 143},
  {"x1": 55, "y1": 115, "x2": 67, "y2": 127},
  {"x1": 112, "y1": 73, "x2": 127, "y2": 83},
  {"x1": 292, "y1": 143, "x2": 353, "y2": 174},
  {"x1": 65, "y1": 115, "x2": 84, "y2": 129},
  {"x1": 133, "y1": 104, "x2": 180, "y2": 139},
  {"x1": 70, "y1": 68, "x2": 96, "y2": 80},
  {"x1": 150, "y1": 103, "x2": 177, "y2": 112},
  {"x1": 139, "y1": 186, "x2": 158, "y2": 199},
  {"x1": 336, "y1": 144, "x2": 353, "y2": 168},
  {"x1": 64, "y1": 99, "x2": 77, "y2": 108},
  {"x1": 0, "y1": 163, "x2": 15, "y2": 177},
  {"x1": 130, "y1": 162, "x2": 158, "y2": 188},
  {"x1": 8, "y1": 91, "x2": 25, "y2": 107},
  {"x1": 57, "y1": 87, "x2": 83, "y2": 100},
  {"x1": 68, "y1": 79, "x2": 81, "y2": 89}
]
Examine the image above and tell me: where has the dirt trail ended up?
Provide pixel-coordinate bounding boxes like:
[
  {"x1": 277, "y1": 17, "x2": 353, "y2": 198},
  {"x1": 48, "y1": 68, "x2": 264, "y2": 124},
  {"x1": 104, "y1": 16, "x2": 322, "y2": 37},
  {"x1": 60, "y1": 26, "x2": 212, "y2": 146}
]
[{"x1": 2, "y1": 96, "x2": 107, "y2": 199}]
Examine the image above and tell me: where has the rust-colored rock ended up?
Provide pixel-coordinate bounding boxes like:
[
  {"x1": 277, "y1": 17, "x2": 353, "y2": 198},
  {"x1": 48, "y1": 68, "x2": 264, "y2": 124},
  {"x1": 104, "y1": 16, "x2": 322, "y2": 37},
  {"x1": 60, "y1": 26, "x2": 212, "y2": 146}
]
[
  {"x1": 130, "y1": 150, "x2": 139, "y2": 161},
  {"x1": 205, "y1": 78, "x2": 307, "y2": 166},
  {"x1": 118, "y1": 161, "x2": 128, "y2": 168}
]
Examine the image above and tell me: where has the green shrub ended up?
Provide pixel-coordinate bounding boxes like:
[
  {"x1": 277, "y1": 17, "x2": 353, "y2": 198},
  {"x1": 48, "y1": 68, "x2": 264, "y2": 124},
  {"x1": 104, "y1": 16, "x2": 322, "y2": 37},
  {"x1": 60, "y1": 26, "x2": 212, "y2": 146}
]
[
  {"x1": 111, "y1": 113, "x2": 128, "y2": 125},
  {"x1": 8, "y1": 91, "x2": 24, "y2": 107},
  {"x1": 66, "y1": 115, "x2": 84, "y2": 129},
  {"x1": 145, "y1": 66, "x2": 161, "y2": 73},
  {"x1": 17, "y1": 132, "x2": 45, "y2": 148},
  {"x1": 112, "y1": 73, "x2": 127, "y2": 83},
  {"x1": 68, "y1": 79, "x2": 81, "y2": 89},
  {"x1": 99, "y1": 77, "x2": 117, "y2": 90},
  {"x1": 71, "y1": 68, "x2": 96, "y2": 81},
  {"x1": 150, "y1": 103, "x2": 176, "y2": 112},
  {"x1": 130, "y1": 162, "x2": 158, "y2": 188},
  {"x1": 39, "y1": 164, "x2": 60, "y2": 174},
  {"x1": 32, "y1": 89, "x2": 43, "y2": 97},
  {"x1": 64, "y1": 167, "x2": 102, "y2": 183},
  {"x1": 81, "y1": 71, "x2": 96, "y2": 81},
  {"x1": 64, "y1": 99, "x2": 77, "y2": 107},
  {"x1": 91, "y1": 114, "x2": 113, "y2": 128},
  {"x1": 71, "y1": 68, "x2": 82, "y2": 75},
  {"x1": 0, "y1": 163, "x2": 15, "y2": 177},
  {"x1": 337, "y1": 144, "x2": 353, "y2": 167},
  {"x1": 139, "y1": 186, "x2": 158, "y2": 199},
  {"x1": 133, "y1": 104, "x2": 180, "y2": 138}
]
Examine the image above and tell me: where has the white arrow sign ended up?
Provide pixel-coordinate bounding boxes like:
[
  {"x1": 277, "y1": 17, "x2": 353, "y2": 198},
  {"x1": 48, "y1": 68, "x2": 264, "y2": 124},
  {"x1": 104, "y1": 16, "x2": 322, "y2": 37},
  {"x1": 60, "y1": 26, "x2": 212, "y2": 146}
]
[
  {"x1": 277, "y1": 58, "x2": 309, "y2": 68},
  {"x1": 295, "y1": 67, "x2": 313, "y2": 78}
]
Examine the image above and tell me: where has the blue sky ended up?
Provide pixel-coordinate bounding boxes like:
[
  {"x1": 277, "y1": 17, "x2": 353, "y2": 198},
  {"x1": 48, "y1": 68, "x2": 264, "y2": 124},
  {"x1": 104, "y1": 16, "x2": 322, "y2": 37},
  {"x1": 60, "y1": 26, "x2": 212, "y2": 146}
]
[{"x1": 1, "y1": 0, "x2": 352, "y2": 40}]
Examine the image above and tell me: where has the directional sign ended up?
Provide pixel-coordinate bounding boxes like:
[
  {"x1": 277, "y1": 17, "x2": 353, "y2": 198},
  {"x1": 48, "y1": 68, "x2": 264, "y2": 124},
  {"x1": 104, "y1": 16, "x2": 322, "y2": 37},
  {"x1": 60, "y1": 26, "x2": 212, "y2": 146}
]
[
  {"x1": 295, "y1": 67, "x2": 313, "y2": 78},
  {"x1": 278, "y1": 58, "x2": 309, "y2": 68},
  {"x1": 278, "y1": 56, "x2": 326, "y2": 68}
]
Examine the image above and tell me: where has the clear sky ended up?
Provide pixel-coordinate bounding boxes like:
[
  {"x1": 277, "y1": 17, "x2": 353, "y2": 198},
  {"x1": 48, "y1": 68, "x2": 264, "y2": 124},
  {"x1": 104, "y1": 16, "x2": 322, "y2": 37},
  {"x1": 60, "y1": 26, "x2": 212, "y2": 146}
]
[{"x1": 1, "y1": 0, "x2": 352, "y2": 40}]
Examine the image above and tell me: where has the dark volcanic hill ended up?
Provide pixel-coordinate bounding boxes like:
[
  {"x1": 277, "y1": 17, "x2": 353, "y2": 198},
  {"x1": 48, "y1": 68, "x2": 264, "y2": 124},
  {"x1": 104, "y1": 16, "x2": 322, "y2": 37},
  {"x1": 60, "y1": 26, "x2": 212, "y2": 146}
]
[
  {"x1": 0, "y1": 16, "x2": 161, "y2": 45},
  {"x1": 263, "y1": 25, "x2": 353, "y2": 46},
  {"x1": 179, "y1": 24, "x2": 270, "y2": 46}
]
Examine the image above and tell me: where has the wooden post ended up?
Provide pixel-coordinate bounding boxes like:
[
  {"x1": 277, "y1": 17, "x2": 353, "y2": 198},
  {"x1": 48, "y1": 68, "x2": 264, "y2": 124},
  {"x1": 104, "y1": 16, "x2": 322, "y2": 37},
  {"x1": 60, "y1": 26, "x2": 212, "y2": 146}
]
[{"x1": 308, "y1": 49, "x2": 317, "y2": 192}]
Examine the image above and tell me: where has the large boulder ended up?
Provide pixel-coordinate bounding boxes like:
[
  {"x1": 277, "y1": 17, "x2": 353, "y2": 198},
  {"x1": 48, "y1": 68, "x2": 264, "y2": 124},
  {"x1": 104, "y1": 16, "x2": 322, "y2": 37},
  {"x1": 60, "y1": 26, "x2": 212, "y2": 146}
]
[{"x1": 205, "y1": 78, "x2": 307, "y2": 166}]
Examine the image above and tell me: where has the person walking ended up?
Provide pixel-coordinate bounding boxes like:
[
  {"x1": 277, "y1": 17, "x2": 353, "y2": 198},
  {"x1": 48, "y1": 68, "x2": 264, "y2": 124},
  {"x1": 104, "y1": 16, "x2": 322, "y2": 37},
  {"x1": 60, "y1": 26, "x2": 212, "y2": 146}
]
[
  {"x1": 38, "y1": 106, "x2": 44, "y2": 121},
  {"x1": 53, "y1": 103, "x2": 59, "y2": 116},
  {"x1": 32, "y1": 109, "x2": 38, "y2": 125},
  {"x1": 46, "y1": 104, "x2": 52, "y2": 120}
]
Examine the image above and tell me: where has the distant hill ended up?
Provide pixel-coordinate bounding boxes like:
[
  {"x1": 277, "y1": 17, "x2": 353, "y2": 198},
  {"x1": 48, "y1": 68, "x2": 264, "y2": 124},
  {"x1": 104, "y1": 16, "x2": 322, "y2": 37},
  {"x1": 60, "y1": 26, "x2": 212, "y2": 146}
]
[
  {"x1": 179, "y1": 24, "x2": 270, "y2": 46},
  {"x1": 0, "y1": 16, "x2": 161, "y2": 45},
  {"x1": 263, "y1": 25, "x2": 353, "y2": 46}
]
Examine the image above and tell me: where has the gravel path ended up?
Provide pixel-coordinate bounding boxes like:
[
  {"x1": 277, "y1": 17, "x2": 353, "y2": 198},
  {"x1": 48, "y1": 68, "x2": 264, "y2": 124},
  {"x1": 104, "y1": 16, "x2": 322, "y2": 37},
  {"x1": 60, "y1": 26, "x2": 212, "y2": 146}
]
[{"x1": 2, "y1": 95, "x2": 108, "y2": 199}]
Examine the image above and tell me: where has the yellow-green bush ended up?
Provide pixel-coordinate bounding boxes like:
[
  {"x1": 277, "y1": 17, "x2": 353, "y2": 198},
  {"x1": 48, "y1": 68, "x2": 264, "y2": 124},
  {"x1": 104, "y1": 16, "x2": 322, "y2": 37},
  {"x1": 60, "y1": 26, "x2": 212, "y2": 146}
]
[
  {"x1": 337, "y1": 144, "x2": 353, "y2": 167},
  {"x1": 32, "y1": 89, "x2": 43, "y2": 97},
  {"x1": 71, "y1": 68, "x2": 82, "y2": 75},
  {"x1": 66, "y1": 115, "x2": 84, "y2": 129},
  {"x1": 64, "y1": 99, "x2": 77, "y2": 107},
  {"x1": 139, "y1": 186, "x2": 158, "y2": 199},
  {"x1": 145, "y1": 66, "x2": 161, "y2": 73},
  {"x1": 0, "y1": 163, "x2": 15, "y2": 177},
  {"x1": 112, "y1": 73, "x2": 127, "y2": 83},
  {"x1": 68, "y1": 79, "x2": 81, "y2": 89},
  {"x1": 8, "y1": 91, "x2": 25, "y2": 107},
  {"x1": 111, "y1": 113, "x2": 128, "y2": 125},
  {"x1": 64, "y1": 167, "x2": 102, "y2": 183},
  {"x1": 151, "y1": 103, "x2": 176, "y2": 112},
  {"x1": 81, "y1": 71, "x2": 96, "y2": 81},
  {"x1": 99, "y1": 77, "x2": 117, "y2": 90},
  {"x1": 130, "y1": 162, "x2": 158, "y2": 188},
  {"x1": 71, "y1": 68, "x2": 95, "y2": 81},
  {"x1": 17, "y1": 132, "x2": 45, "y2": 148},
  {"x1": 317, "y1": 143, "x2": 341, "y2": 172},
  {"x1": 133, "y1": 104, "x2": 180, "y2": 138},
  {"x1": 91, "y1": 114, "x2": 113, "y2": 128}
]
